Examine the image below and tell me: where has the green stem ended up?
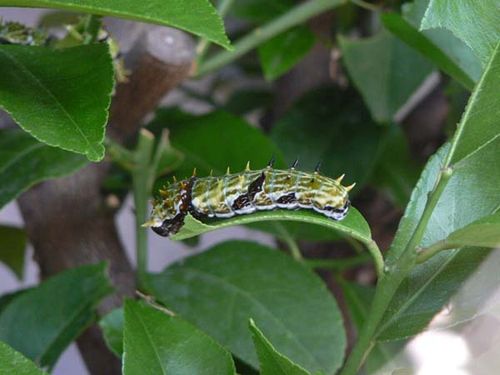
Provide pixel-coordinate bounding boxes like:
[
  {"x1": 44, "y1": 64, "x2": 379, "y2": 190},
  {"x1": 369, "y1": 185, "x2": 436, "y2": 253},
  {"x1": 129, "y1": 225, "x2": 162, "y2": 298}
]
[
  {"x1": 284, "y1": 235, "x2": 303, "y2": 261},
  {"x1": 131, "y1": 130, "x2": 169, "y2": 283},
  {"x1": 196, "y1": 0, "x2": 235, "y2": 62},
  {"x1": 340, "y1": 167, "x2": 453, "y2": 375},
  {"x1": 346, "y1": 236, "x2": 364, "y2": 254},
  {"x1": 104, "y1": 137, "x2": 135, "y2": 170},
  {"x1": 305, "y1": 253, "x2": 372, "y2": 271},
  {"x1": 365, "y1": 240, "x2": 384, "y2": 277},
  {"x1": 416, "y1": 239, "x2": 456, "y2": 263},
  {"x1": 272, "y1": 223, "x2": 303, "y2": 261},
  {"x1": 196, "y1": 0, "x2": 346, "y2": 76},
  {"x1": 82, "y1": 14, "x2": 102, "y2": 44},
  {"x1": 132, "y1": 131, "x2": 155, "y2": 282}
]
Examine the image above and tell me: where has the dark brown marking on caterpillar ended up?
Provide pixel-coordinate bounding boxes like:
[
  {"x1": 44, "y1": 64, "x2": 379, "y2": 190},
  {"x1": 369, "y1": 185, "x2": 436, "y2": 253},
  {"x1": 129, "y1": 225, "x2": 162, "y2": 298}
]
[{"x1": 277, "y1": 192, "x2": 297, "y2": 205}]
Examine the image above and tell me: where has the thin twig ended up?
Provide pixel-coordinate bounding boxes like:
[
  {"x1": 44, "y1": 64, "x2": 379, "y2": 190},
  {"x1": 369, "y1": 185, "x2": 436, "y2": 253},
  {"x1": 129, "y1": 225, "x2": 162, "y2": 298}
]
[
  {"x1": 350, "y1": 0, "x2": 380, "y2": 11},
  {"x1": 196, "y1": 0, "x2": 346, "y2": 76}
]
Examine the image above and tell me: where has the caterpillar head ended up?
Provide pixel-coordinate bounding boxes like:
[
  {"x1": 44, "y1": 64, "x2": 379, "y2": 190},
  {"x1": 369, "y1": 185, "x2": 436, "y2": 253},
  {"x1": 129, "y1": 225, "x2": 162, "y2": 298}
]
[{"x1": 143, "y1": 182, "x2": 189, "y2": 236}]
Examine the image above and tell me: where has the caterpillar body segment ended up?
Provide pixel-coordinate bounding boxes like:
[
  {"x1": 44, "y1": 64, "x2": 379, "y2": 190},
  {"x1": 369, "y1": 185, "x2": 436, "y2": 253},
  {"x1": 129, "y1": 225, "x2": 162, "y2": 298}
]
[{"x1": 146, "y1": 166, "x2": 352, "y2": 237}]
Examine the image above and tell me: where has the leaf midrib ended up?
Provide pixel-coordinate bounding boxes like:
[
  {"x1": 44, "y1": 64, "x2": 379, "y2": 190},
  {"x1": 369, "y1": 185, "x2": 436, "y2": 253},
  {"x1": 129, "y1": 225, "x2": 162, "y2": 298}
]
[{"x1": 127, "y1": 306, "x2": 168, "y2": 375}]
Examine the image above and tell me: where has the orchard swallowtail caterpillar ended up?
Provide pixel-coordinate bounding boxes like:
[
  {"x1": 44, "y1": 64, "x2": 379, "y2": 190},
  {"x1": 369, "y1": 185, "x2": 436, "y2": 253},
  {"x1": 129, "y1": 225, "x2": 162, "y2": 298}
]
[{"x1": 144, "y1": 159, "x2": 354, "y2": 237}]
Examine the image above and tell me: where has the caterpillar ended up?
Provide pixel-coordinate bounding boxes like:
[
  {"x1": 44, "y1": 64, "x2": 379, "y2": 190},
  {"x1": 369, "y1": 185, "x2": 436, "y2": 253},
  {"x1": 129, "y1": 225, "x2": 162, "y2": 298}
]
[
  {"x1": 144, "y1": 160, "x2": 354, "y2": 237},
  {"x1": 0, "y1": 21, "x2": 48, "y2": 46}
]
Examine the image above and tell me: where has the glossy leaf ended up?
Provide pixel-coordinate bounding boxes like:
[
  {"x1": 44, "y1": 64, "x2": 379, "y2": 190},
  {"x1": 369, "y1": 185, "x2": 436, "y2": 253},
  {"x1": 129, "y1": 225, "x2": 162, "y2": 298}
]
[
  {"x1": 99, "y1": 308, "x2": 124, "y2": 357},
  {"x1": 0, "y1": 341, "x2": 47, "y2": 375},
  {"x1": 0, "y1": 129, "x2": 88, "y2": 209},
  {"x1": 249, "y1": 319, "x2": 310, "y2": 375},
  {"x1": 378, "y1": 45, "x2": 500, "y2": 340},
  {"x1": 379, "y1": 248, "x2": 492, "y2": 341},
  {"x1": 0, "y1": 225, "x2": 26, "y2": 280},
  {"x1": 338, "y1": 30, "x2": 433, "y2": 123},
  {"x1": 448, "y1": 41, "x2": 500, "y2": 165},
  {"x1": 123, "y1": 300, "x2": 235, "y2": 375},
  {"x1": 424, "y1": 249, "x2": 500, "y2": 332},
  {"x1": 420, "y1": 0, "x2": 500, "y2": 66},
  {"x1": 171, "y1": 208, "x2": 372, "y2": 251},
  {"x1": 382, "y1": 12, "x2": 475, "y2": 90},
  {"x1": 0, "y1": 44, "x2": 113, "y2": 161},
  {"x1": 0, "y1": 0, "x2": 230, "y2": 49},
  {"x1": 258, "y1": 26, "x2": 315, "y2": 81},
  {"x1": 145, "y1": 241, "x2": 346, "y2": 374},
  {"x1": 0, "y1": 263, "x2": 112, "y2": 369},
  {"x1": 443, "y1": 212, "x2": 500, "y2": 248},
  {"x1": 401, "y1": 0, "x2": 481, "y2": 83},
  {"x1": 271, "y1": 87, "x2": 383, "y2": 188},
  {"x1": 379, "y1": 144, "x2": 500, "y2": 340},
  {"x1": 387, "y1": 42, "x2": 500, "y2": 263}
]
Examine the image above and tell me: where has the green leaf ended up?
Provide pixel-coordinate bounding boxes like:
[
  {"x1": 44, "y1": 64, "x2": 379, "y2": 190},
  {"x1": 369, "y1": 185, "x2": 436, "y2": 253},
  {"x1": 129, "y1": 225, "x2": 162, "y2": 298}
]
[
  {"x1": 271, "y1": 87, "x2": 383, "y2": 188},
  {"x1": 144, "y1": 240, "x2": 346, "y2": 374},
  {"x1": 0, "y1": 341, "x2": 47, "y2": 375},
  {"x1": 387, "y1": 42, "x2": 500, "y2": 263},
  {"x1": 379, "y1": 44, "x2": 500, "y2": 341},
  {"x1": 246, "y1": 220, "x2": 343, "y2": 242},
  {"x1": 338, "y1": 30, "x2": 433, "y2": 123},
  {"x1": 448, "y1": 41, "x2": 500, "y2": 165},
  {"x1": 423, "y1": 250, "x2": 500, "y2": 332},
  {"x1": 0, "y1": 263, "x2": 112, "y2": 369},
  {"x1": 232, "y1": 0, "x2": 294, "y2": 24},
  {"x1": 382, "y1": 12, "x2": 475, "y2": 90},
  {"x1": 0, "y1": 44, "x2": 113, "y2": 161},
  {"x1": 249, "y1": 319, "x2": 310, "y2": 375},
  {"x1": 148, "y1": 109, "x2": 286, "y2": 181},
  {"x1": 441, "y1": 212, "x2": 500, "y2": 248},
  {"x1": 224, "y1": 88, "x2": 274, "y2": 116},
  {"x1": 379, "y1": 247, "x2": 492, "y2": 341},
  {"x1": 380, "y1": 142, "x2": 499, "y2": 341},
  {"x1": 258, "y1": 26, "x2": 315, "y2": 81},
  {"x1": 0, "y1": 0, "x2": 230, "y2": 49},
  {"x1": 0, "y1": 225, "x2": 26, "y2": 280},
  {"x1": 171, "y1": 208, "x2": 371, "y2": 250},
  {"x1": 0, "y1": 129, "x2": 88, "y2": 209},
  {"x1": 420, "y1": 0, "x2": 500, "y2": 66},
  {"x1": 99, "y1": 308, "x2": 124, "y2": 357},
  {"x1": 0, "y1": 289, "x2": 29, "y2": 316},
  {"x1": 401, "y1": 0, "x2": 482, "y2": 83},
  {"x1": 123, "y1": 300, "x2": 235, "y2": 375},
  {"x1": 340, "y1": 281, "x2": 408, "y2": 374}
]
